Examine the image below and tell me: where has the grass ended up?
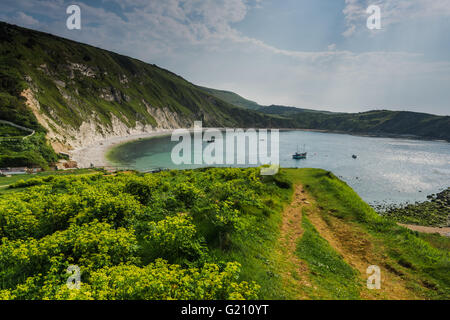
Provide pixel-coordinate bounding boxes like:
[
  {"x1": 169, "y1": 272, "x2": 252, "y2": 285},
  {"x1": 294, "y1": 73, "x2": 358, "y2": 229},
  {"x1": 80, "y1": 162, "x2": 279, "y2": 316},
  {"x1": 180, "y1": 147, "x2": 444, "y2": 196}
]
[
  {"x1": 0, "y1": 167, "x2": 447, "y2": 300},
  {"x1": 205, "y1": 168, "x2": 449, "y2": 300},
  {"x1": 203, "y1": 85, "x2": 450, "y2": 141},
  {"x1": 218, "y1": 167, "x2": 449, "y2": 299},
  {"x1": 210, "y1": 209, "x2": 287, "y2": 299},
  {"x1": 0, "y1": 124, "x2": 27, "y2": 137},
  {"x1": 0, "y1": 167, "x2": 291, "y2": 299},
  {"x1": 296, "y1": 211, "x2": 360, "y2": 299},
  {"x1": 0, "y1": 21, "x2": 282, "y2": 134},
  {"x1": 209, "y1": 174, "x2": 294, "y2": 300},
  {"x1": 0, "y1": 124, "x2": 58, "y2": 169},
  {"x1": 0, "y1": 21, "x2": 297, "y2": 168},
  {"x1": 283, "y1": 168, "x2": 450, "y2": 299},
  {"x1": 0, "y1": 168, "x2": 97, "y2": 190},
  {"x1": 2, "y1": 21, "x2": 449, "y2": 171},
  {"x1": 419, "y1": 233, "x2": 450, "y2": 251}
]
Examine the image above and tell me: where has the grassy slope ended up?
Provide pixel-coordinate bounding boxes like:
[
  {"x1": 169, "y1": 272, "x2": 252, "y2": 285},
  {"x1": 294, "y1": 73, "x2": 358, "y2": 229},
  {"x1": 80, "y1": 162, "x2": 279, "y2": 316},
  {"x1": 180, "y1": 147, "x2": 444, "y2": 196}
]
[
  {"x1": 1, "y1": 21, "x2": 449, "y2": 169},
  {"x1": 198, "y1": 86, "x2": 262, "y2": 111},
  {"x1": 0, "y1": 123, "x2": 28, "y2": 137},
  {"x1": 0, "y1": 22, "x2": 289, "y2": 130},
  {"x1": 296, "y1": 214, "x2": 360, "y2": 299},
  {"x1": 284, "y1": 169, "x2": 449, "y2": 299},
  {"x1": 0, "y1": 167, "x2": 448, "y2": 300},
  {"x1": 0, "y1": 22, "x2": 290, "y2": 167},
  {"x1": 0, "y1": 167, "x2": 287, "y2": 299},
  {"x1": 289, "y1": 110, "x2": 450, "y2": 141},
  {"x1": 0, "y1": 132, "x2": 58, "y2": 168},
  {"x1": 0, "y1": 168, "x2": 97, "y2": 187},
  {"x1": 0, "y1": 23, "x2": 296, "y2": 127}
]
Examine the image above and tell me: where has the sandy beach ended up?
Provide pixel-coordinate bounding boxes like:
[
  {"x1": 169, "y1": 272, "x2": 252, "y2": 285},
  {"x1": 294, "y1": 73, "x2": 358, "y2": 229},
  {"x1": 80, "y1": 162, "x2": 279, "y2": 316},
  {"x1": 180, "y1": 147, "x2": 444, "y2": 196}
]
[{"x1": 70, "y1": 130, "x2": 173, "y2": 169}]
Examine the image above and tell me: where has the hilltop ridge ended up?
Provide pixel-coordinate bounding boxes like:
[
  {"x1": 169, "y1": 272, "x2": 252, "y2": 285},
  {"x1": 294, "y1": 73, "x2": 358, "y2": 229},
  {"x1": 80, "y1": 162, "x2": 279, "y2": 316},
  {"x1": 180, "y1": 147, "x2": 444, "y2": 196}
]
[{"x1": 202, "y1": 86, "x2": 450, "y2": 141}]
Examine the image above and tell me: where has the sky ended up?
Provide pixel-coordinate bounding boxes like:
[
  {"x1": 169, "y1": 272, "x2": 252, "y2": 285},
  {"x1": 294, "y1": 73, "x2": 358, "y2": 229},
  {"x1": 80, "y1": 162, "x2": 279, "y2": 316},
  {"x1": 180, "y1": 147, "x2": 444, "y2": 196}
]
[{"x1": 1, "y1": 0, "x2": 450, "y2": 115}]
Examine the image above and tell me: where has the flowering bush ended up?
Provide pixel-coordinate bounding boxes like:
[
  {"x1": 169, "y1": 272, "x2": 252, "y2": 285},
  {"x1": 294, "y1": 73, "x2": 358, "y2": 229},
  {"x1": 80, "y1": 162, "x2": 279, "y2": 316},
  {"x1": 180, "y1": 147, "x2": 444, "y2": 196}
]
[{"x1": 0, "y1": 167, "x2": 280, "y2": 300}]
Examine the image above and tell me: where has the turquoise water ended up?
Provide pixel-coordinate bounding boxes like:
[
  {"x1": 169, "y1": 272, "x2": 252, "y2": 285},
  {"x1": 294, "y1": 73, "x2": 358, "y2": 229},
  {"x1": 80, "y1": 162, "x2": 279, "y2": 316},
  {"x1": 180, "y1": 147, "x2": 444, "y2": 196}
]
[{"x1": 108, "y1": 130, "x2": 450, "y2": 206}]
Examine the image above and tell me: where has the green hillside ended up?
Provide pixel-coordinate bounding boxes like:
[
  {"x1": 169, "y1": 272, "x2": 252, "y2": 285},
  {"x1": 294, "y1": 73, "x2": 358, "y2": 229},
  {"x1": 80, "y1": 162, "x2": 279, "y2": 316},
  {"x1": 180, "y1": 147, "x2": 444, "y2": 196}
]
[
  {"x1": 0, "y1": 22, "x2": 280, "y2": 130},
  {"x1": 1, "y1": 21, "x2": 449, "y2": 169},
  {"x1": 0, "y1": 168, "x2": 448, "y2": 300},
  {"x1": 287, "y1": 110, "x2": 450, "y2": 140},
  {"x1": 203, "y1": 88, "x2": 450, "y2": 141},
  {"x1": 198, "y1": 86, "x2": 262, "y2": 110},
  {"x1": 0, "y1": 22, "x2": 287, "y2": 167}
]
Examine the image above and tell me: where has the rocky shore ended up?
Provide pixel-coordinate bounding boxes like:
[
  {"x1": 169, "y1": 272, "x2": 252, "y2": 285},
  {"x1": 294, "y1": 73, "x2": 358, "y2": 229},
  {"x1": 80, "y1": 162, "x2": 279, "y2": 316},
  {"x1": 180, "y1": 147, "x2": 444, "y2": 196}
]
[{"x1": 380, "y1": 188, "x2": 450, "y2": 228}]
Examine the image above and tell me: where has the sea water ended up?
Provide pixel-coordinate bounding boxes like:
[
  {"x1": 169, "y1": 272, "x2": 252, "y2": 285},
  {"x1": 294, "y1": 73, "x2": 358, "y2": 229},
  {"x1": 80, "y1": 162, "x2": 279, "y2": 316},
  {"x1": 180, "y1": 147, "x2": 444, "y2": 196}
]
[{"x1": 108, "y1": 130, "x2": 450, "y2": 206}]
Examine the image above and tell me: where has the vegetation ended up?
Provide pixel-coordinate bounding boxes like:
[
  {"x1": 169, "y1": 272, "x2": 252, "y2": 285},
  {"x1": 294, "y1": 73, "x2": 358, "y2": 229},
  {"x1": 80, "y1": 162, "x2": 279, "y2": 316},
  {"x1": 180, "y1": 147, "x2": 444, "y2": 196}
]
[
  {"x1": 198, "y1": 86, "x2": 262, "y2": 111},
  {"x1": 0, "y1": 168, "x2": 98, "y2": 188},
  {"x1": 0, "y1": 123, "x2": 28, "y2": 137},
  {"x1": 381, "y1": 188, "x2": 449, "y2": 227},
  {"x1": 0, "y1": 167, "x2": 448, "y2": 300},
  {"x1": 0, "y1": 23, "x2": 288, "y2": 133},
  {"x1": 285, "y1": 169, "x2": 449, "y2": 299},
  {"x1": 203, "y1": 86, "x2": 450, "y2": 141},
  {"x1": 0, "y1": 65, "x2": 42, "y2": 131},
  {"x1": 1, "y1": 21, "x2": 449, "y2": 169},
  {"x1": 296, "y1": 214, "x2": 360, "y2": 299},
  {"x1": 0, "y1": 132, "x2": 58, "y2": 168},
  {"x1": 0, "y1": 168, "x2": 284, "y2": 299},
  {"x1": 286, "y1": 110, "x2": 450, "y2": 141},
  {"x1": 0, "y1": 22, "x2": 297, "y2": 167}
]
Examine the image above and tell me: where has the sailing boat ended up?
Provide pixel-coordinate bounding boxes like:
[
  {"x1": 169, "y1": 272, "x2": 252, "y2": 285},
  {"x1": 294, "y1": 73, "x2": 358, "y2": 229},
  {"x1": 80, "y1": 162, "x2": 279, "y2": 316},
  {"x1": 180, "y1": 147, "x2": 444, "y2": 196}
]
[{"x1": 293, "y1": 144, "x2": 307, "y2": 160}]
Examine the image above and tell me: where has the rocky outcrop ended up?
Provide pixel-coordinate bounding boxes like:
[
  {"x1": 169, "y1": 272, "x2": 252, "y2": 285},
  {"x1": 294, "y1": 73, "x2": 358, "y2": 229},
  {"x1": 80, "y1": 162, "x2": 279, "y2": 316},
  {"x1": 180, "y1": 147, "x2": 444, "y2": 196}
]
[
  {"x1": 143, "y1": 99, "x2": 192, "y2": 129},
  {"x1": 69, "y1": 62, "x2": 96, "y2": 78},
  {"x1": 21, "y1": 87, "x2": 193, "y2": 154}
]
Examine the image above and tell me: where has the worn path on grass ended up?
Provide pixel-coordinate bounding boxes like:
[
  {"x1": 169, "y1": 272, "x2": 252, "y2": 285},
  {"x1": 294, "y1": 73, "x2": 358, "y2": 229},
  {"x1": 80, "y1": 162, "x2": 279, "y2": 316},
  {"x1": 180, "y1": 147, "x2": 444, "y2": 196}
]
[
  {"x1": 278, "y1": 183, "x2": 424, "y2": 300},
  {"x1": 276, "y1": 184, "x2": 311, "y2": 299}
]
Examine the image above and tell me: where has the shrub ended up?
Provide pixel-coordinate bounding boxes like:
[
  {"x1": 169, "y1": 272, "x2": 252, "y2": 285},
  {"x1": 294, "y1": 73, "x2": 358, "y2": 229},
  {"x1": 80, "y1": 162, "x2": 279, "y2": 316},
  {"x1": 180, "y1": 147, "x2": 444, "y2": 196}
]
[
  {"x1": 46, "y1": 260, "x2": 259, "y2": 300},
  {"x1": 273, "y1": 173, "x2": 292, "y2": 189},
  {"x1": 0, "y1": 168, "x2": 277, "y2": 299},
  {"x1": 140, "y1": 213, "x2": 206, "y2": 263}
]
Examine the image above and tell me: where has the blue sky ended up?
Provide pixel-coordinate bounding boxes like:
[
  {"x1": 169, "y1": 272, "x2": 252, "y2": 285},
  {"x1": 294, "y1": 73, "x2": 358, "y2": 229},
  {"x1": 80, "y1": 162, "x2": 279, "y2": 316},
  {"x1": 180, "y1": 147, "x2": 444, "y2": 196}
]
[{"x1": 1, "y1": 0, "x2": 450, "y2": 115}]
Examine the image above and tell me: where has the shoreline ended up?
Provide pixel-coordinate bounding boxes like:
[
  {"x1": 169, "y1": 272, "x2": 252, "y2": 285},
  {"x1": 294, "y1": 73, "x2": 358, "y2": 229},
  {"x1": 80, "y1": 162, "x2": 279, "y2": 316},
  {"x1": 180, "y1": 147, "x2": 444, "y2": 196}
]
[
  {"x1": 70, "y1": 127, "x2": 449, "y2": 170},
  {"x1": 276, "y1": 128, "x2": 449, "y2": 143},
  {"x1": 70, "y1": 130, "x2": 173, "y2": 169}
]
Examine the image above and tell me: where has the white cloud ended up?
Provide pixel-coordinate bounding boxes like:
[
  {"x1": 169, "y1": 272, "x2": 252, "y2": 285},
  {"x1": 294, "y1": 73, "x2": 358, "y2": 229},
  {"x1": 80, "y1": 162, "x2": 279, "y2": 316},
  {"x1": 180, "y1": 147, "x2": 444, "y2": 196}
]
[
  {"x1": 0, "y1": 10, "x2": 39, "y2": 27},
  {"x1": 15, "y1": 11, "x2": 39, "y2": 26},
  {"x1": 328, "y1": 43, "x2": 337, "y2": 51},
  {"x1": 1, "y1": 0, "x2": 449, "y2": 114}
]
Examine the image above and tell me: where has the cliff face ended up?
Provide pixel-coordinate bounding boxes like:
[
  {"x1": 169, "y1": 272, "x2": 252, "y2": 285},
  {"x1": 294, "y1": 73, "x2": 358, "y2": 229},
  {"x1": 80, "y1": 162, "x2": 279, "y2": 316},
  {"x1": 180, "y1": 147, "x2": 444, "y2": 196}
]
[
  {"x1": 1, "y1": 22, "x2": 274, "y2": 159},
  {"x1": 21, "y1": 87, "x2": 188, "y2": 153},
  {"x1": 2, "y1": 21, "x2": 448, "y2": 169}
]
